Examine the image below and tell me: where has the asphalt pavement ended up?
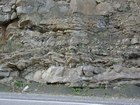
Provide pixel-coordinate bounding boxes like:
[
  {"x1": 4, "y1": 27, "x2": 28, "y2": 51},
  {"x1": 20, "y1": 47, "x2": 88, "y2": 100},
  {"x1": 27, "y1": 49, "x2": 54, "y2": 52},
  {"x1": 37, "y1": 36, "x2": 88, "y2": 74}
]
[{"x1": 0, "y1": 92, "x2": 140, "y2": 105}]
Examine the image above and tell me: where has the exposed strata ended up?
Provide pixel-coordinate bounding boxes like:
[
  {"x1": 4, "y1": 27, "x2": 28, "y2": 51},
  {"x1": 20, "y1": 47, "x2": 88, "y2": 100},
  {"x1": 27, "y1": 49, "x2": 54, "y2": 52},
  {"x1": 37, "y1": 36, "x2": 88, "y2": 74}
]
[{"x1": 0, "y1": 0, "x2": 140, "y2": 88}]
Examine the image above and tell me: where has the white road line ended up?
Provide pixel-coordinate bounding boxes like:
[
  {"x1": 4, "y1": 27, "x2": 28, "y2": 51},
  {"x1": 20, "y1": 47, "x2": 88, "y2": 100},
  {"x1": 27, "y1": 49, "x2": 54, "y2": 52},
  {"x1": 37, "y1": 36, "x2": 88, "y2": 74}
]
[{"x1": 0, "y1": 98, "x2": 104, "y2": 105}]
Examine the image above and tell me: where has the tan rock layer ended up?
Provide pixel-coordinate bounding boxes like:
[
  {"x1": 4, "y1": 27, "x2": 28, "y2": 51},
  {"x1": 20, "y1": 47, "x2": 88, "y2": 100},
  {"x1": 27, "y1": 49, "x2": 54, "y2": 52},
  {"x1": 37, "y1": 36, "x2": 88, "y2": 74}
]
[{"x1": 0, "y1": 0, "x2": 140, "y2": 88}]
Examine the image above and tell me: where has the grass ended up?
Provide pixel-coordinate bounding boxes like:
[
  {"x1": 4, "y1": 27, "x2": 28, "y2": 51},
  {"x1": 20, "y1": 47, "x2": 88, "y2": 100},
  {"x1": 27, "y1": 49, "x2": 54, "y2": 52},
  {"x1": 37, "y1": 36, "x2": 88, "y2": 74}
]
[
  {"x1": 77, "y1": 44, "x2": 83, "y2": 50},
  {"x1": 6, "y1": 40, "x2": 12, "y2": 45},
  {"x1": 123, "y1": 7, "x2": 131, "y2": 13},
  {"x1": 104, "y1": 93, "x2": 107, "y2": 96},
  {"x1": 99, "y1": 85, "x2": 105, "y2": 90},
  {"x1": 14, "y1": 80, "x2": 28, "y2": 88},
  {"x1": 93, "y1": 32, "x2": 105, "y2": 41},
  {"x1": 14, "y1": 81, "x2": 24, "y2": 88},
  {"x1": 1, "y1": 39, "x2": 15, "y2": 52},
  {"x1": 119, "y1": 93, "x2": 123, "y2": 97},
  {"x1": 70, "y1": 87, "x2": 89, "y2": 95},
  {"x1": 110, "y1": 61, "x2": 117, "y2": 65},
  {"x1": 110, "y1": 41, "x2": 115, "y2": 46},
  {"x1": 18, "y1": 44, "x2": 24, "y2": 49},
  {"x1": 93, "y1": 33, "x2": 98, "y2": 37},
  {"x1": 2, "y1": 83, "x2": 7, "y2": 87},
  {"x1": 53, "y1": 46, "x2": 60, "y2": 53},
  {"x1": 56, "y1": 83, "x2": 61, "y2": 87},
  {"x1": 0, "y1": 36, "x2": 2, "y2": 41},
  {"x1": 100, "y1": 35, "x2": 105, "y2": 40},
  {"x1": 121, "y1": 85, "x2": 126, "y2": 89},
  {"x1": 67, "y1": 49, "x2": 71, "y2": 53}
]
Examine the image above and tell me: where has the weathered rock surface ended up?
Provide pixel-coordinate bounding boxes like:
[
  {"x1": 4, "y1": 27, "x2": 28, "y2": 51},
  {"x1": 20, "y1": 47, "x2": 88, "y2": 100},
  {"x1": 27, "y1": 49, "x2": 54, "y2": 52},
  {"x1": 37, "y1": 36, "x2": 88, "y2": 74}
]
[
  {"x1": 0, "y1": 0, "x2": 17, "y2": 25},
  {"x1": 0, "y1": 0, "x2": 140, "y2": 88},
  {"x1": 70, "y1": 0, "x2": 96, "y2": 15}
]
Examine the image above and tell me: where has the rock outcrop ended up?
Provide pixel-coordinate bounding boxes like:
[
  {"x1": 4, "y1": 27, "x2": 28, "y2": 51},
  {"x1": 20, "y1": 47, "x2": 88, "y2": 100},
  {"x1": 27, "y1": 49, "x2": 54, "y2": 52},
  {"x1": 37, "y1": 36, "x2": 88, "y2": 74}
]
[{"x1": 0, "y1": 0, "x2": 140, "y2": 88}]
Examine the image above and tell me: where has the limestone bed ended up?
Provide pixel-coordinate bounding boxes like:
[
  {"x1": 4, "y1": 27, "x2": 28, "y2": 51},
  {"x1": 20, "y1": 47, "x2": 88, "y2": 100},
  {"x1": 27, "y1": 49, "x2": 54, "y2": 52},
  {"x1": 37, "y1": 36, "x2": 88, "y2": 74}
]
[{"x1": 0, "y1": 0, "x2": 140, "y2": 88}]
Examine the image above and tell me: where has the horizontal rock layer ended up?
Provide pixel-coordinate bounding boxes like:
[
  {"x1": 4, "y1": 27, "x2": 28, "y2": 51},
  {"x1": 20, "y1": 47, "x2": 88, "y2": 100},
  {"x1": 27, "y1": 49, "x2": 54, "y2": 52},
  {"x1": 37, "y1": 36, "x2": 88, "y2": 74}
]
[{"x1": 0, "y1": 0, "x2": 140, "y2": 88}]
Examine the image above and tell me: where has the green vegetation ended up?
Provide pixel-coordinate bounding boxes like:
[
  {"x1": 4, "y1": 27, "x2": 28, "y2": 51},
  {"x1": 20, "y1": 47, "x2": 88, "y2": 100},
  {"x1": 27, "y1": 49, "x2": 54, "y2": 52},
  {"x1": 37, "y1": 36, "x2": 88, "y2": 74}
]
[
  {"x1": 121, "y1": 85, "x2": 126, "y2": 89},
  {"x1": 123, "y1": 7, "x2": 131, "y2": 13},
  {"x1": 0, "y1": 36, "x2": 2, "y2": 41},
  {"x1": 99, "y1": 85, "x2": 105, "y2": 90},
  {"x1": 77, "y1": 44, "x2": 83, "y2": 50},
  {"x1": 111, "y1": 42, "x2": 115, "y2": 46},
  {"x1": 2, "y1": 83, "x2": 7, "y2": 87},
  {"x1": 14, "y1": 80, "x2": 28, "y2": 88},
  {"x1": 56, "y1": 83, "x2": 61, "y2": 87},
  {"x1": 110, "y1": 61, "x2": 117, "y2": 65},
  {"x1": 18, "y1": 44, "x2": 24, "y2": 49},
  {"x1": 53, "y1": 46, "x2": 60, "y2": 52},
  {"x1": 70, "y1": 87, "x2": 89, "y2": 95},
  {"x1": 100, "y1": 35, "x2": 105, "y2": 40},
  {"x1": 6, "y1": 40, "x2": 12, "y2": 45},
  {"x1": 104, "y1": 93, "x2": 107, "y2": 96},
  {"x1": 93, "y1": 33, "x2": 98, "y2": 37},
  {"x1": 29, "y1": 9, "x2": 38, "y2": 14},
  {"x1": 119, "y1": 93, "x2": 123, "y2": 97},
  {"x1": 14, "y1": 81, "x2": 24, "y2": 88}
]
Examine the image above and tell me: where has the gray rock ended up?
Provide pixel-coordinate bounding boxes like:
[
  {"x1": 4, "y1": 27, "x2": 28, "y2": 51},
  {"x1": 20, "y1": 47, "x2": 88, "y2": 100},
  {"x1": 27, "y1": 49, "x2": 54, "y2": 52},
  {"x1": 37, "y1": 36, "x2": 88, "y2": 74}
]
[
  {"x1": 2, "y1": 5, "x2": 11, "y2": 13},
  {"x1": 83, "y1": 66, "x2": 95, "y2": 77},
  {"x1": 96, "y1": 2, "x2": 114, "y2": 15},
  {"x1": 67, "y1": 57, "x2": 80, "y2": 64},
  {"x1": 34, "y1": 70, "x2": 46, "y2": 83},
  {"x1": 0, "y1": 77, "x2": 13, "y2": 83},
  {"x1": 0, "y1": 67, "x2": 12, "y2": 72},
  {"x1": 25, "y1": 72, "x2": 34, "y2": 81},
  {"x1": 131, "y1": 37, "x2": 139, "y2": 45},
  {"x1": 0, "y1": 14, "x2": 11, "y2": 24},
  {"x1": 46, "y1": 36, "x2": 56, "y2": 47},
  {"x1": 0, "y1": 0, "x2": 140, "y2": 88},
  {"x1": 16, "y1": 60, "x2": 27, "y2": 70},
  {"x1": 16, "y1": 6, "x2": 33, "y2": 15},
  {"x1": 70, "y1": 37, "x2": 80, "y2": 46},
  {"x1": 10, "y1": 71, "x2": 19, "y2": 77},
  {"x1": 59, "y1": 6, "x2": 69, "y2": 12},
  {"x1": 62, "y1": 68, "x2": 81, "y2": 83},
  {"x1": 5, "y1": 63, "x2": 17, "y2": 70},
  {"x1": 11, "y1": 12, "x2": 17, "y2": 20},
  {"x1": 42, "y1": 66, "x2": 65, "y2": 83},
  {"x1": 41, "y1": 59, "x2": 52, "y2": 67},
  {"x1": 9, "y1": 0, "x2": 16, "y2": 5},
  {"x1": 70, "y1": 0, "x2": 96, "y2": 15},
  {"x1": 113, "y1": 65, "x2": 123, "y2": 73},
  {"x1": 0, "y1": 72, "x2": 10, "y2": 77},
  {"x1": 122, "y1": 38, "x2": 131, "y2": 45},
  {"x1": 38, "y1": 0, "x2": 55, "y2": 13},
  {"x1": 122, "y1": 51, "x2": 140, "y2": 59},
  {"x1": 96, "y1": 0, "x2": 104, "y2": 3}
]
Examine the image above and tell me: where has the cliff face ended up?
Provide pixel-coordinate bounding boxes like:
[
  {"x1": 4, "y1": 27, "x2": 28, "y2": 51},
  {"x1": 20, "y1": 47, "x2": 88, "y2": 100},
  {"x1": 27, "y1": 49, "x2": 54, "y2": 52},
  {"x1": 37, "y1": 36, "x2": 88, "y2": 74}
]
[{"x1": 0, "y1": 0, "x2": 140, "y2": 88}]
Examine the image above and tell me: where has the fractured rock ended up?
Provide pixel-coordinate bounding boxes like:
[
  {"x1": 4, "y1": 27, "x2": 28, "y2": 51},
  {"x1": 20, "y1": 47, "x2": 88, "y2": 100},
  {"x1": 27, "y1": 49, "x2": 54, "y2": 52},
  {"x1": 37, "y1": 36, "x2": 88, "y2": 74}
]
[
  {"x1": 96, "y1": 2, "x2": 114, "y2": 15},
  {"x1": 42, "y1": 66, "x2": 65, "y2": 83},
  {"x1": 70, "y1": 0, "x2": 96, "y2": 15},
  {"x1": 16, "y1": 60, "x2": 27, "y2": 70},
  {"x1": 34, "y1": 70, "x2": 45, "y2": 83},
  {"x1": 0, "y1": 72, "x2": 10, "y2": 77},
  {"x1": 113, "y1": 65, "x2": 123, "y2": 73},
  {"x1": 83, "y1": 66, "x2": 95, "y2": 77},
  {"x1": 131, "y1": 37, "x2": 139, "y2": 45},
  {"x1": 10, "y1": 71, "x2": 19, "y2": 77}
]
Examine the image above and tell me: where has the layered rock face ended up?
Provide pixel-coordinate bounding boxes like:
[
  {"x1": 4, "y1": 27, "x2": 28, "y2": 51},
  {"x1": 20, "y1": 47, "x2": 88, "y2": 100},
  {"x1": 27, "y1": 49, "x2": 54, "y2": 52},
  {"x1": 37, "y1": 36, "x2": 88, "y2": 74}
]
[{"x1": 0, "y1": 0, "x2": 140, "y2": 88}]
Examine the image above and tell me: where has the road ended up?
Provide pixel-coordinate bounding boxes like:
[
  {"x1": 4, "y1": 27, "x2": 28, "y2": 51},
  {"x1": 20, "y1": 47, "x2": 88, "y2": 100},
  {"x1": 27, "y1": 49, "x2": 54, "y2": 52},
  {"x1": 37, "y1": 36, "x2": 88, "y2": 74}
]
[{"x1": 0, "y1": 92, "x2": 139, "y2": 105}]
